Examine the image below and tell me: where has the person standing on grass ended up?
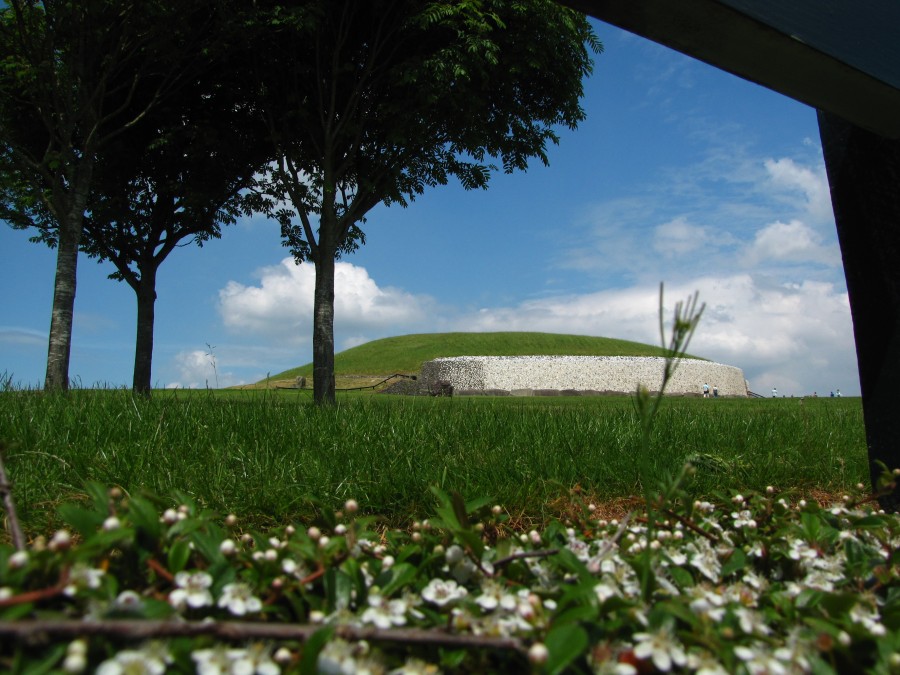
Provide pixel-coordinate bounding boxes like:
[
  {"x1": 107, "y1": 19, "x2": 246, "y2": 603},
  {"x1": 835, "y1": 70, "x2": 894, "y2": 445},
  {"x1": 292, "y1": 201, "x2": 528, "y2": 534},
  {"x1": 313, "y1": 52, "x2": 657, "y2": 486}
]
[
  {"x1": 713, "y1": 385, "x2": 719, "y2": 398},
  {"x1": 703, "y1": 383, "x2": 710, "y2": 398},
  {"x1": 773, "y1": 387, "x2": 778, "y2": 397}
]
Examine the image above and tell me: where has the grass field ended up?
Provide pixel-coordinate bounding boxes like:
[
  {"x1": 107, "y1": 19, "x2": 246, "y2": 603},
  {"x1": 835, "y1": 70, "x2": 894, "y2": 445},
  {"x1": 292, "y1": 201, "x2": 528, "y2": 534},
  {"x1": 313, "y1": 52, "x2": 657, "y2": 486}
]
[{"x1": 0, "y1": 388, "x2": 867, "y2": 535}]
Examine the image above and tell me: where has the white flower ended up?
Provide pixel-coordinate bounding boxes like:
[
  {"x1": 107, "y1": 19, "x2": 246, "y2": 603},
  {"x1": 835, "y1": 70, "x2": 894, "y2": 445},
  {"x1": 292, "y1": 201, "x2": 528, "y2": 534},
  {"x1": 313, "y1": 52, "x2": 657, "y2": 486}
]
[
  {"x1": 850, "y1": 600, "x2": 887, "y2": 636},
  {"x1": 169, "y1": 570, "x2": 213, "y2": 609},
  {"x1": 112, "y1": 590, "x2": 144, "y2": 613},
  {"x1": 63, "y1": 563, "x2": 106, "y2": 597},
  {"x1": 103, "y1": 516, "x2": 122, "y2": 531},
  {"x1": 96, "y1": 643, "x2": 170, "y2": 675},
  {"x1": 731, "y1": 510, "x2": 757, "y2": 529},
  {"x1": 632, "y1": 624, "x2": 687, "y2": 672},
  {"x1": 49, "y1": 529, "x2": 72, "y2": 551},
  {"x1": 687, "y1": 650, "x2": 729, "y2": 675},
  {"x1": 62, "y1": 639, "x2": 89, "y2": 673},
  {"x1": 475, "y1": 579, "x2": 518, "y2": 612},
  {"x1": 735, "y1": 607, "x2": 772, "y2": 636},
  {"x1": 421, "y1": 578, "x2": 468, "y2": 607},
  {"x1": 192, "y1": 646, "x2": 241, "y2": 675},
  {"x1": 218, "y1": 582, "x2": 263, "y2": 616},
  {"x1": 734, "y1": 644, "x2": 789, "y2": 675},
  {"x1": 231, "y1": 643, "x2": 280, "y2": 675},
  {"x1": 687, "y1": 540, "x2": 721, "y2": 582},
  {"x1": 317, "y1": 638, "x2": 374, "y2": 675},
  {"x1": 361, "y1": 593, "x2": 408, "y2": 628},
  {"x1": 388, "y1": 657, "x2": 440, "y2": 674},
  {"x1": 8, "y1": 550, "x2": 29, "y2": 569}
]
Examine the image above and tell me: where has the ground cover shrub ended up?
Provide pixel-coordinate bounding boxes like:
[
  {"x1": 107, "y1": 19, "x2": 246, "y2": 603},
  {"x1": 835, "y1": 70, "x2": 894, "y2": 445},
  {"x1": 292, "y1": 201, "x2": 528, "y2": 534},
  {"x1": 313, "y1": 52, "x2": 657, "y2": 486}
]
[{"x1": 1, "y1": 468, "x2": 899, "y2": 674}]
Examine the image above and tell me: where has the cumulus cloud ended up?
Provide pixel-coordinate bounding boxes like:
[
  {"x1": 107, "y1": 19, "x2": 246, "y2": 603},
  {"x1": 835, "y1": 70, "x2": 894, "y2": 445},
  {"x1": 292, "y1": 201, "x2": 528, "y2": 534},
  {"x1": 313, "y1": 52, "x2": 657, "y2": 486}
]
[
  {"x1": 764, "y1": 158, "x2": 833, "y2": 225},
  {"x1": 450, "y1": 274, "x2": 856, "y2": 396},
  {"x1": 743, "y1": 219, "x2": 841, "y2": 268},
  {"x1": 168, "y1": 349, "x2": 223, "y2": 389},
  {"x1": 219, "y1": 258, "x2": 435, "y2": 342},
  {"x1": 653, "y1": 217, "x2": 708, "y2": 257}
]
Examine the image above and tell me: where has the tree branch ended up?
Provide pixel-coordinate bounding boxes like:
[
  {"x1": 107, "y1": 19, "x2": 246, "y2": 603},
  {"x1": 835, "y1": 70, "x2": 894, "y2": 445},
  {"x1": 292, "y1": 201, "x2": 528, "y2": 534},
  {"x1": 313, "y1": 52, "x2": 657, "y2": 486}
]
[{"x1": 0, "y1": 619, "x2": 527, "y2": 654}]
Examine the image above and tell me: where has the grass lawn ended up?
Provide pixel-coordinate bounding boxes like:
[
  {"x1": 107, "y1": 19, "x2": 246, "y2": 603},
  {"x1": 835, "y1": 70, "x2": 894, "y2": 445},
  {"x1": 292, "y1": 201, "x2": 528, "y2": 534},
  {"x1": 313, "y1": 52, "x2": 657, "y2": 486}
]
[{"x1": 0, "y1": 389, "x2": 867, "y2": 535}]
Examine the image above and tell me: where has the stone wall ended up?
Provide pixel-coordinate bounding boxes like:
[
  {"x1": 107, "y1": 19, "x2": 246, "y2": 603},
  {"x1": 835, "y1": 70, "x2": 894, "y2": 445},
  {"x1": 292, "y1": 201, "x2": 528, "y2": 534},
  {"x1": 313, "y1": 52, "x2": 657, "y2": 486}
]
[{"x1": 419, "y1": 356, "x2": 748, "y2": 397}]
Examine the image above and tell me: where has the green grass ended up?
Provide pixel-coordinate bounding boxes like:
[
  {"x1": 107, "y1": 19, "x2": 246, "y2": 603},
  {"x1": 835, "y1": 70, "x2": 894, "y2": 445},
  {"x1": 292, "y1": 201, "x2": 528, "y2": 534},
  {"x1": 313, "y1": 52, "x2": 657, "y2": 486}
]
[
  {"x1": 0, "y1": 389, "x2": 867, "y2": 535},
  {"x1": 264, "y1": 331, "x2": 697, "y2": 382}
]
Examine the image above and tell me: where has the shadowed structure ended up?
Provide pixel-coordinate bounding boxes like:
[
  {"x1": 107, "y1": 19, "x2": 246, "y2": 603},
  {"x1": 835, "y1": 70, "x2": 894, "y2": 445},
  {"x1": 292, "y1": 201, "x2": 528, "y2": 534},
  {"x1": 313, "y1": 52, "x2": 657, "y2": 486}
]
[{"x1": 562, "y1": 0, "x2": 900, "y2": 507}]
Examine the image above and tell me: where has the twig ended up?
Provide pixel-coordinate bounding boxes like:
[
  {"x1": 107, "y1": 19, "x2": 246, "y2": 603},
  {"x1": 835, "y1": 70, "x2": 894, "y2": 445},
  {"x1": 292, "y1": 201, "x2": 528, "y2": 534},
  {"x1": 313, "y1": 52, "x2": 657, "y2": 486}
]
[
  {"x1": 492, "y1": 548, "x2": 559, "y2": 571},
  {"x1": 0, "y1": 569, "x2": 69, "y2": 608},
  {"x1": 0, "y1": 443, "x2": 26, "y2": 551},
  {"x1": 662, "y1": 508, "x2": 720, "y2": 544},
  {"x1": 146, "y1": 558, "x2": 175, "y2": 583},
  {"x1": 0, "y1": 619, "x2": 526, "y2": 653}
]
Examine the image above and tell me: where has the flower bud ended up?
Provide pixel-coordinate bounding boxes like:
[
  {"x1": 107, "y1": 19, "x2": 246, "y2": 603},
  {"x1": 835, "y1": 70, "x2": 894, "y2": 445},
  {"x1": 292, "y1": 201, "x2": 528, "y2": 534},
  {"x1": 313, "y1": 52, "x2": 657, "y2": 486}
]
[{"x1": 528, "y1": 643, "x2": 549, "y2": 665}]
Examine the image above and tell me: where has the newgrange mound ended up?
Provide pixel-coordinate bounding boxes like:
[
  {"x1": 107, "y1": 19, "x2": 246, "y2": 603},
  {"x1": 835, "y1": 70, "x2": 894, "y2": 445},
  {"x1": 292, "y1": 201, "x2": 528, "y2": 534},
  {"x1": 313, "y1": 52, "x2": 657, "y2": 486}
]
[{"x1": 255, "y1": 333, "x2": 748, "y2": 397}]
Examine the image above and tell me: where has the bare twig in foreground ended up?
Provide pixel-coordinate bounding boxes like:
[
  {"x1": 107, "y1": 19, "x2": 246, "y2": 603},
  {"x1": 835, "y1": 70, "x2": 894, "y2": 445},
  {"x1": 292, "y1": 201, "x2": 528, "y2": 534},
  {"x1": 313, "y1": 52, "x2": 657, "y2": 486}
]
[
  {"x1": 0, "y1": 443, "x2": 25, "y2": 551},
  {"x1": 0, "y1": 619, "x2": 526, "y2": 654}
]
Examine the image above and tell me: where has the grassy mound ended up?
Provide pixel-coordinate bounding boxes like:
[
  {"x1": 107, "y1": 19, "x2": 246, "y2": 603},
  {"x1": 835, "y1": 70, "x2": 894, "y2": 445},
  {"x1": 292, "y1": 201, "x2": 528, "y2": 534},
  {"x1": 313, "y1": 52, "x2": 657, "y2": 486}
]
[{"x1": 249, "y1": 332, "x2": 697, "y2": 389}]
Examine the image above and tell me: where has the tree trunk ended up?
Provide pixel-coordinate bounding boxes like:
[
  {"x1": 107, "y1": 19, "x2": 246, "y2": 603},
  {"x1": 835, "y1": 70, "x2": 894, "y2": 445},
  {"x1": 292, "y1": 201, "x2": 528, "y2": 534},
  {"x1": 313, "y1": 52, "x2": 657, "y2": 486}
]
[
  {"x1": 817, "y1": 110, "x2": 900, "y2": 510},
  {"x1": 44, "y1": 170, "x2": 93, "y2": 391},
  {"x1": 312, "y1": 252, "x2": 337, "y2": 405},
  {"x1": 132, "y1": 269, "x2": 158, "y2": 396}
]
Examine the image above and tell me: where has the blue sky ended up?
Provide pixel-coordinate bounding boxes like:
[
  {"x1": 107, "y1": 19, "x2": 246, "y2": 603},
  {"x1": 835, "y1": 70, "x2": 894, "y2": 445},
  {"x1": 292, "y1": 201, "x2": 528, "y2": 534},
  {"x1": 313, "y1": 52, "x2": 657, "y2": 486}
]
[{"x1": 0, "y1": 19, "x2": 859, "y2": 396}]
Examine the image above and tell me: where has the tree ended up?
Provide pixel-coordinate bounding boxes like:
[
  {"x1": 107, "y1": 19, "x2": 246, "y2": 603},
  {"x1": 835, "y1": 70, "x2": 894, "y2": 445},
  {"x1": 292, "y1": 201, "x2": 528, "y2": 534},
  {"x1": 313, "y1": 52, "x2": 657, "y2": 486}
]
[
  {"x1": 76, "y1": 77, "x2": 271, "y2": 394},
  {"x1": 0, "y1": 0, "x2": 221, "y2": 390},
  {"x1": 252, "y1": 0, "x2": 601, "y2": 404}
]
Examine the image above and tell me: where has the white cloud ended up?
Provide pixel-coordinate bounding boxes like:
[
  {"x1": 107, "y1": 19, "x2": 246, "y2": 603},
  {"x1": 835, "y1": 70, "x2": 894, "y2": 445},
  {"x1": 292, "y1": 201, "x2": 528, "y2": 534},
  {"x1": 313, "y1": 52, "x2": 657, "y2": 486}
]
[
  {"x1": 764, "y1": 157, "x2": 833, "y2": 225},
  {"x1": 653, "y1": 217, "x2": 709, "y2": 257},
  {"x1": 743, "y1": 219, "x2": 841, "y2": 268},
  {"x1": 0, "y1": 327, "x2": 46, "y2": 346},
  {"x1": 450, "y1": 274, "x2": 857, "y2": 396},
  {"x1": 219, "y1": 258, "x2": 435, "y2": 341},
  {"x1": 168, "y1": 349, "x2": 223, "y2": 389}
]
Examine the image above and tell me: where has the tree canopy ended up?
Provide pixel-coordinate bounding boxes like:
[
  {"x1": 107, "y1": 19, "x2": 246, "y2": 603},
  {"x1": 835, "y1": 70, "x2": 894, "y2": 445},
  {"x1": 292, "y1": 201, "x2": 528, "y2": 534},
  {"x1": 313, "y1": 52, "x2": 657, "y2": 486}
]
[
  {"x1": 0, "y1": 0, "x2": 234, "y2": 390},
  {"x1": 251, "y1": 0, "x2": 601, "y2": 403}
]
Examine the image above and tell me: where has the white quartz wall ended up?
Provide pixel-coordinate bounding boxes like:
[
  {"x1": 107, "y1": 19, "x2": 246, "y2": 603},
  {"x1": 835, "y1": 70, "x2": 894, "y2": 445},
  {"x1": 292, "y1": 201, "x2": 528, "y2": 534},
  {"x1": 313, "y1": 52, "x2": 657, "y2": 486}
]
[{"x1": 420, "y1": 356, "x2": 748, "y2": 397}]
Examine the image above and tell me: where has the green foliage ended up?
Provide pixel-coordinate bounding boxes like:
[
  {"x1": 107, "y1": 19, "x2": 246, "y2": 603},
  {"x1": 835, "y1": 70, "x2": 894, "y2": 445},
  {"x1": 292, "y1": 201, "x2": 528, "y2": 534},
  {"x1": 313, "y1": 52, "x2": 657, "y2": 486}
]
[{"x1": 1, "y1": 468, "x2": 899, "y2": 672}]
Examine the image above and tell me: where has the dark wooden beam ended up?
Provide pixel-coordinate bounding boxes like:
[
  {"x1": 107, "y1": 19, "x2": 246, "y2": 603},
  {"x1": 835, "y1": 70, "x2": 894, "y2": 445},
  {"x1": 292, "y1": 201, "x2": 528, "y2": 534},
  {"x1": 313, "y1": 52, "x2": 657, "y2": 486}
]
[
  {"x1": 818, "y1": 112, "x2": 900, "y2": 507},
  {"x1": 563, "y1": 0, "x2": 900, "y2": 138}
]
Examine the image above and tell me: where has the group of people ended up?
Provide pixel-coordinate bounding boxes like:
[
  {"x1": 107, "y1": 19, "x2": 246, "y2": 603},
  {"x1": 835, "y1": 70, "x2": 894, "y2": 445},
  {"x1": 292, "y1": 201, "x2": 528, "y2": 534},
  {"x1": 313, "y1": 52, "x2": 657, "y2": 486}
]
[
  {"x1": 773, "y1": 388, "x2": 842, "y2": 398},
  {"x1": 701, "y1": 383, "x2": 718, "y2": 398}
]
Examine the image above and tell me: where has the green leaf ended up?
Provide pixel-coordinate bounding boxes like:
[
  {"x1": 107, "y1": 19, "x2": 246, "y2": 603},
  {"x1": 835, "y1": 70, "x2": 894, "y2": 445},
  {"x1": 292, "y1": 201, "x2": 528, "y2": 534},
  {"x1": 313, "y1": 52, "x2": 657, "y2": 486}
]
[
  {"x1": 430, "y1": 486, "x2": 462, "y2": 530},
  {"x1": 324, "y1": 568, "x2": 353, "y2": 614},
  {"x1": 57, "y1": 504, "x2": 105, "y2": 537},
  {"x1": 552, "y1": 603, "x2": 599, "y2": 626},
  {"x1": 818, "y1": 592, "x2": 860, "y2": 617},
  {"x1": 720, "y1": 547, "x2": 747, "y2": 578},
  {"x1": 189, "y1": 526, "x2": 226, "y2": 565},
  {"x1": 544, "y1": 623, "x2": 588, "y2": 675},
  {"x1": 167, "y1": 539, "x2": 192, "y2": 574},
  {"x1": 667, "y1": 564, "x2": 694, "y2": 589},
  {"x1": 299, "y1": 625, "x2": 335, "y2": 675},
  {"x1": 439, "y1": 648, "x2": 468, "y2": 669},
  {"x1": 20, "y1": 643, "x2": 66, "y2": 675},
  {"x1": 850, "y1": 515, "x2": 889, "y2": 529},
  {"x1": 128, "y1": 495, "x2": 163, "y2": 542},
  {"x1": 379, "y1": 562, "x2": 418, "y2": 597}
]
